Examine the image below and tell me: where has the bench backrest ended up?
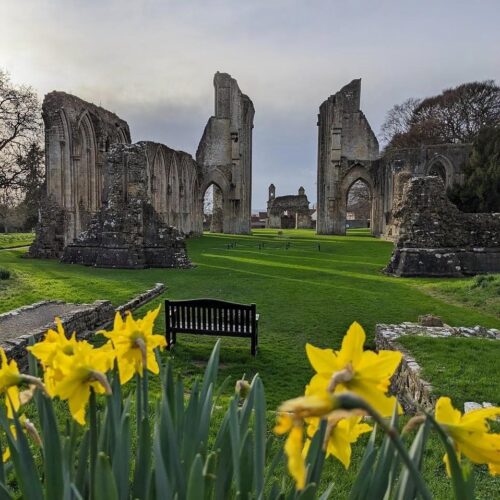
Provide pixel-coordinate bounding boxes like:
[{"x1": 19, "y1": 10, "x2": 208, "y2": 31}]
[{"x1": 165, "y1": 299, "x2": 257, "y2": 337}]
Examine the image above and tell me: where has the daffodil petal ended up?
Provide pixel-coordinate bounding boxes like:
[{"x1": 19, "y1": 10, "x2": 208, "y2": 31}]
[
  {"x1": 306, "y1": 343, "x2": 338, "y2": 374},
  {"x1": 435, "y1": 397, "x2": 462, "y2": 426},
  {"x1": 337, "y1": 322, "x2": 366, "y2": 367}
]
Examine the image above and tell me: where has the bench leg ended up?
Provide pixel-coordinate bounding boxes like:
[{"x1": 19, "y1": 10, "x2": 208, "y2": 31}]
[{"x1": 251, "y1": 332, "x2": 257, "y2": 356}]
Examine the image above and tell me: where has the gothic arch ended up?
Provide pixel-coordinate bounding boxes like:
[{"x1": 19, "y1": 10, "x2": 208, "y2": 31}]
[
  {"x1": 340, "y1": 165, "x2": 374, "y2": 198},
  {"x1": 150, "y1": 146, "x2": 168, "y2": 217},
  {"x1": 200, "y1": 168, "x2": 231, "y2": 202},
  {"x1": 167, "y1": 155, "x2": 180, "y2": 227},
  {"x1": 340, "y1": 165, "x2": 376, "y2": 234},
  {"x1": 72, "y1": 111, "x2": 98, "y2": 236},
  {"x1": 425, "y1": 154, "x2": 455, "y2": 188}
]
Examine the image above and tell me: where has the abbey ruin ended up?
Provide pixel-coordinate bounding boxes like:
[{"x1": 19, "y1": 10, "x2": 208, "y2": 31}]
[
  {"x1": 315, "y1": 79, "x2": 499, "y2": 275},
  {"x1": 28, "y1": 73, "x2": 498, "y2": 275},
  {"x1": 29, "y1": 72, "x2": 254, "y2": 267}
]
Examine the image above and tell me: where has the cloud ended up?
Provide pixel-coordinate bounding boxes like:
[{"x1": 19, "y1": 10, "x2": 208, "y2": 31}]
[{"x1": 1, "y1": 0, "x2": 499, "y2": 208}]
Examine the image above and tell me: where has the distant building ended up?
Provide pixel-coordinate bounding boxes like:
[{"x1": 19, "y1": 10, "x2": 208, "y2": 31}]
[
  {"x1": 266, "y1": 184, "x2": 313, "y2": 229},
  {"x1": 251, "y1": 212, "x2": 267, "y2": 229}
]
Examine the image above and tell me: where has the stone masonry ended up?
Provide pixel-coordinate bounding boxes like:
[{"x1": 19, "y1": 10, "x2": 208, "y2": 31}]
[
  {"x1": 0, "y1": 283, "x2": 165, "y2": 370},
  {"x1": 315, "y1": 80, "x2": 472, "y2": 239},
  {"x1": 385, "y1": 175, "x2": 500, "y2": 277},
  {"x1": 61, "y1": 143, "x2": 191, "y2": 268},
  {"x1": 376, "y1": 322, "x2": 500, "y2": 413},
  {"x1": 30, "y1": 72, "x2": 254, "y2": 267},
  {"x1": 266, "y1": 184, "x2": 312, "y2": 229},
  {"x1": 197, "y1": 72, "x2": 254, "y2": 234}
]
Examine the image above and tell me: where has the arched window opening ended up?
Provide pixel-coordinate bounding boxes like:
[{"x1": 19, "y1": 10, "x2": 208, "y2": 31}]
[
  {"x1": 203, "y1": 183, "x2": 224, "y2": 233},
  {"x1": 428, "y1": 161, "x2": 447, "y2": 185}
]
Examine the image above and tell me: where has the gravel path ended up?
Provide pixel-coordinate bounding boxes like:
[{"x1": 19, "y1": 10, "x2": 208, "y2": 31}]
[{"x1": 0, "y1": 303, "x2": 87, "y2": 341}]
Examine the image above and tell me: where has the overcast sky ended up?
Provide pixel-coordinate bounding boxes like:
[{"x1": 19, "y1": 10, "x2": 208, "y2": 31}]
[{"x1": 1, "y1": 0, "x2": 499, "y2": 209}]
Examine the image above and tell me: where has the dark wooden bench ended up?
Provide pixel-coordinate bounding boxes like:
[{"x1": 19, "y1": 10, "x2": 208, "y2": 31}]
[{"x1": 165, "y1": 299, "x2": 259, "y2": 355}]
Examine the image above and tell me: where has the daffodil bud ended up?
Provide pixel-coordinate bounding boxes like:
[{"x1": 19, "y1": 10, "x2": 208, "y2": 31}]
[
  {"x1": 278, "y1": 393, "x2": 336, "y2": 419},
  {"x1": 235, "y1": 379, "x2": 251, "y2": 399}
]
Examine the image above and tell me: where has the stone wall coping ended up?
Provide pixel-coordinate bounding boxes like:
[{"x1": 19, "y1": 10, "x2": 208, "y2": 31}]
[
  {"x1": 375, "y1": 322, "x2": 499, "y2": 414},
  {"x1": 0, "y1": 282, "x2": 166, "y2": 371}
]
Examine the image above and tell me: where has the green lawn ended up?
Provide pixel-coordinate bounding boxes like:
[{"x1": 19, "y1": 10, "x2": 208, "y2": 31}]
[
  {"x1": 0, "y1": 232, "x2": 34, "y2": 249},
  {"x1": 0, "y1": 228, "x2": 499, "y2": 498},
  {"x1": 419, "y1": 273, "x2": 500, "y2": 318},
  {"x1": 398, "y1": 336, "x2": 500, "y2": 409}
]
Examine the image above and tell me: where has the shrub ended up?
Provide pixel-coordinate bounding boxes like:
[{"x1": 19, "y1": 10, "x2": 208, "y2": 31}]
[
  {"x1": 0, "y1": 310, "x2": 497, "y2": 499},
  {"x1": 0, "y1": 268, "x2": 10, "y2": 280}
]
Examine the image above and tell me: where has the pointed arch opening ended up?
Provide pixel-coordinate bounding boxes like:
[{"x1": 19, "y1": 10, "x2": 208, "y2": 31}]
[
  {"x1": 203, "y1": 183, "x2": 224, "y2": 233},
  {"x1": 346, "y1": 178, "x2": 372, "y2": 232}
]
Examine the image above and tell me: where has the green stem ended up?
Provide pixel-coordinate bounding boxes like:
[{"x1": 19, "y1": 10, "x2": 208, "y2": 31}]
[
  {"x1": 336, "y1": 393, "x2": 433, "y2": 500},
  {"x1": 142, "y1": 369, "x2": 149, "y2": 420},
  {"x1": 136, "y1": 373, "x2": 143, "y2": 435},
  {"x1": 89, "y1": 389, "x2": 98, "y2": 500}
]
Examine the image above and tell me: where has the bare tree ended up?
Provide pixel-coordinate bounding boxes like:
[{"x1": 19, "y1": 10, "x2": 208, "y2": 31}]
[
  {"x1": 0, "y1": 69, "x2": 42, "y2": 193},
  {"x1": 379, "y1": 97, "x2": 420, "y2": 145},
  {"x1": 381, "y1": 81, "x2": 500, "y2": 149}
]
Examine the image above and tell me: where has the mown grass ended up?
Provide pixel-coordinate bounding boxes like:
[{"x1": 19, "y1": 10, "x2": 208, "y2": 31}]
[
  {"x1": 398, "y1": 336, "x2": 500, "y2": 409},
  {"x1": 419, "y1": 274, "x2": 500, "y2": 318},
  {"x1": 0, "y1": 232, "x2": 34, "y2": 249},
  {"x1": 0, "y1": 228, "x2": 499, "y2": 498}
]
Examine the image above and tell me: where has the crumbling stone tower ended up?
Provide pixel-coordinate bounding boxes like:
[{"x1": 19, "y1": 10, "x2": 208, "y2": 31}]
[
  {"x1": 316, "y1": 79, "x2": 382, "y2": 235},
  {"x1": 197, "y1": 72, "x2": 254, "y2": 234}
]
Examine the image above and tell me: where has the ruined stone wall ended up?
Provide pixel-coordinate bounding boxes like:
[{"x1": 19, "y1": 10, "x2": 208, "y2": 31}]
[
  {"x1": 266, "y1": 186, "x2": 312, "y2": 229},
  {"x1": 316, "y1": 81, "x2": 474, "y2": 241},
  {"x1": 316, "y1": 80, "x2": 382, "y2": 235},
  {"x1": 381, "y1": 144, "x2": 471, "y2": 239},
  {"x1": 42, "y1": 92, "x2": 131, "y2": 244},
  {"x1": 31, "y1": 91, "x2": 207, "y2": 264},
  {"x1": 197, "y1": 72, "x2": 254, "y2": 234},
  {"x1": 385, "y1": 176, "x2": 500, "y2": 276},
  {"x1": 62, "y1": 143, "x2": 191, "y2": 269},
  {"x1": 144, "y1": 142, "x2": 202, "y2": 235}
]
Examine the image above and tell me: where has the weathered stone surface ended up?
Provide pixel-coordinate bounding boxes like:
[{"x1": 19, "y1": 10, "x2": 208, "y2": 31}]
[
  {"x1": 62, "y1": 143, "x2": 191, "y2": 269},
  {"x1": 385, "y1": 176, "x2": 500, "y2": 276},
  {"x1": 315, "y1": 81, "x2": 473, "y2": 239},
  {"x1": 418, "y1": 314, "x2": 444, "y2": 327},
  {"x1": 197, "y1": 72, "x2": 254, "y2": 234},
  {"x1": 316, "y1": 80, "x2": 382, "y2": 236},
  {"x1": 266, "y1": 185, "x2": 312, "y2": 229},
  {"x1": 31, "y1": 73, "x2": 254, "y2": 266},
  {"x1": 375, "y1": 322, "x2": 500, "y2": 413},
  {"x1": 28, "y1": 195, "x2": 66, "y2": 258},
  {"x1": 0, "y1": 283, "x2": 165, "y2": 371}
]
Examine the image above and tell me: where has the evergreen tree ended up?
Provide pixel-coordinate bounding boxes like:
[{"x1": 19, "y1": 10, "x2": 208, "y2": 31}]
[{"x1": 448, "y1": 126, "x2": 500, "y2": 212}]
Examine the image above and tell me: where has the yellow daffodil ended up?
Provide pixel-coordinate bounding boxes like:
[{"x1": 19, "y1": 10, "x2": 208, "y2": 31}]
[
  {"x1": 50, "y1": 342, "x2": 114, "y2": 425},
  {"x1": 306, "y1": 413, "x2": 372, "y2": 469},
  {"x1": 100, "y1": 307, "x2": 166, "y2": 384},
  {"x1": 27, "y1": 317, "x2": 79, "y2": 366},
  {"x1": 0, "y1": 348, "x2": 23, "y2": 418},
  {"x1": 274, "y1": 413, "x2": 306, "y2": 490},
  {"x1": 435, "y1": 397, "x2": 500, "y2": 476},
  {"x1": 28, "y1": 317, "x2": 81, "y2": 394},
  {"x1": 306, "y1": 322, "x2": 402, "y2": 416}
]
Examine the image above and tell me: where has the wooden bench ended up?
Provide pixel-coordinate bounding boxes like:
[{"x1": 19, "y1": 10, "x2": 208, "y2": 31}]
[{"x1": 165, "y1": 299, "x2": 259, "y2": 355}]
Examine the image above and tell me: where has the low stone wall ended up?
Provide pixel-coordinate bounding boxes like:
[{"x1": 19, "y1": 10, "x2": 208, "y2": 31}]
[
  {"x1": 375, "y1": 322, "x2": 500, "y2": 413},
  {"x1": 0, "y1": 282, "x2": 165, "y2": 371}
]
